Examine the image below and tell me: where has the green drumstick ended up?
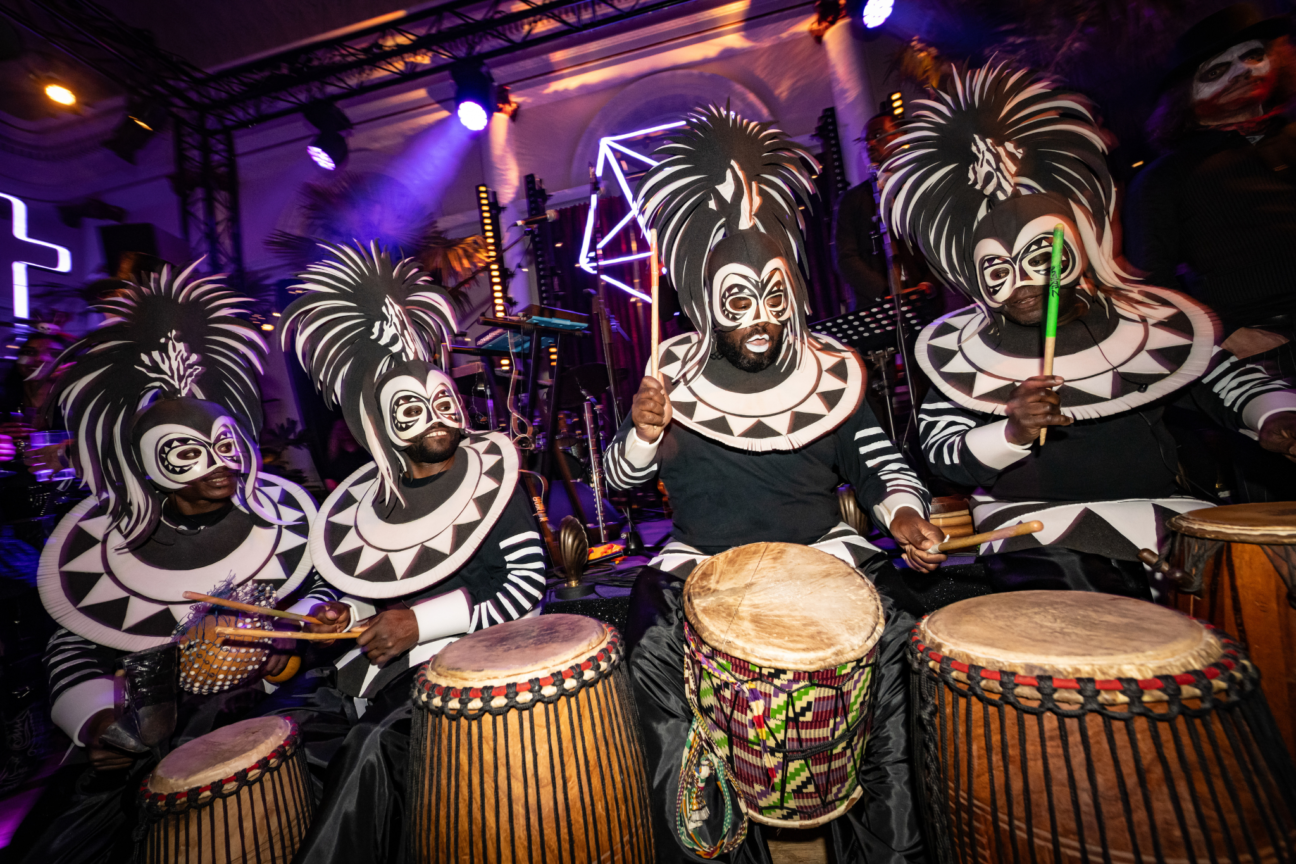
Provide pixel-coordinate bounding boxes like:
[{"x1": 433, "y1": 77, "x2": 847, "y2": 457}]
[{"x1": 1040, "y1": 224, "x2": 1065, "y2": 445}]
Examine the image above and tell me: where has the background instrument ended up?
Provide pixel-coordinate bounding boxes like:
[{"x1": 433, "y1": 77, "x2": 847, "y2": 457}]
[
  {"x1": 911, "y1": 591, "x2": 1296, "y2": 864},
  {"x1": 408, "y1": 614, "x2": 654, "y2": 863},
  {"x1": 178, "y1": 615, "x2": 272, "y2": 695},
  {"x1": 1169, "y1": 502, "x2": 1296, "y2": 753},
  {"x1": 137, "y1": 716, "x2": 314, "y2": 864}
]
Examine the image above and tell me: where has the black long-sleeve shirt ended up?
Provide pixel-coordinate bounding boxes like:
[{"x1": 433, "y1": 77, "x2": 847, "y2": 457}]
[
  {"x1": 918, "y1": 348, "x2": 1293, "y2": 502},
  {"x1": 604, "y1": 398, "x2": 929, "y2": 554},
  {"x1": 1125, "y1": 120, "x2": 1296, "y2": 334}
]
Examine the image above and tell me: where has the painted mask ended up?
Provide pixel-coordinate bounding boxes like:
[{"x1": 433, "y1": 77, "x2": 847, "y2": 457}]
[
  {"x1": 375, "y1": 361, "x2": 465, "y2": 447},
  {"x1": 971, "y1": 194, "x2": 1088, "y2": 309},
  {"x1": 1192, "y1": 40, "x2": 1275, "y2": 109},
  {"x1": 133, "y1": 398, "x2": 251, "y2": 490},
  {"x1": 705, "y1": 230, "x2": 797, "y2": 332}
]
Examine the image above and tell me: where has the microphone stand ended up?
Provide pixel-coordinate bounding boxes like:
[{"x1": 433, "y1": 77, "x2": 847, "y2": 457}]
[{"x1": 868, "y1": 163, "x2": 917, "y2": 452}]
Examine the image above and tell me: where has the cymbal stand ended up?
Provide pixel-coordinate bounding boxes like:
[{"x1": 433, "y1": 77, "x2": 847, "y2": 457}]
[
  {"x1": 869, "y1": 166, "x2": 917, "y2": 450},
  {"x1": 583, "y1": 397, "x2": 608, "y2": 543}
]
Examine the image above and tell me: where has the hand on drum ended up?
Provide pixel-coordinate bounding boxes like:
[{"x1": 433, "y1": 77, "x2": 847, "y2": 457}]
[
  {"x1": 1005, "y1": 376, "x2": 1072, "y2": 445},
  {"x1": 1259, "y1": 413, "x2": 1296, "y2": 462},
  {"x1": 631, "y1": 376, "x2": 672, "y2": 444},
  {"x1": 890, "y1": 508, "x2": 947, "y2": 573},
  {"x1": 305, "y1": 601, "x2": 352, "y2": 641},
  {"x1": 357, "y1": 608, "x2": 419, "y2": 667},
  {"x1": 85, "y1": 707, "x2": 135, "y2": 773}
]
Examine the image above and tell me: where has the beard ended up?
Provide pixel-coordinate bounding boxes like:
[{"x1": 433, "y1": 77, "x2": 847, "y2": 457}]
[
  {"x1": 715, "y1": 322, "x2": 784, "y2": 373},
  {"x1": 405, "y1": 426, "x2": 462, "y2": 465}
]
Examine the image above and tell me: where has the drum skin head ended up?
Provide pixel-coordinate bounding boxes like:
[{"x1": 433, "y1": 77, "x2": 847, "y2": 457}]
[
  {"x1": 149, "y1": 716, "x2": 292, "y2": 794},
  {"x1": 683, "y1": 542, "x2": 884, "y2": 671},
  {"x1": 1170, "y1": 502, "x2": 1296, "y2": 545},
  {"x1": 920, "y1": 591, "x2": 1223, "y2": 680},
  {"x1": 427, "y1": 614, "x2": 609, "y2": 687}
]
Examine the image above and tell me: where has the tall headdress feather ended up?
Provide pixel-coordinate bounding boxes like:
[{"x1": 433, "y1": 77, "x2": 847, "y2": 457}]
[
  {"x1": 636, "y1": 105, "x2": 821, "y2": 381},
  {"x1": 52, "y1": 261, "x2": 271, "y2": 547},
  {"x1": 281, "y1": 241, "x2": 457, "y2": 506},
  {"x1": 881, "y1": 62, "x2": 1118, "y2": 302}
]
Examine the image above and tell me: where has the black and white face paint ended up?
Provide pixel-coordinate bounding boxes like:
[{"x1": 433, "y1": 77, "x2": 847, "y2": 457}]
[
  {"x1": 138, "y1": 414, "x2": 246, "y2": 490},
  {"x1": 378, "y1": 366, "x2": 464, "y2": 447},
  {"x1": 710, "y1": 258, "x2": 793, "y2": 341},
  {"x1": 1193, "y1": 39, "x2": 1270, "y2": 102},
  {"x1": 973, "y1": 215, "x2": 1085, "y2": 308}
]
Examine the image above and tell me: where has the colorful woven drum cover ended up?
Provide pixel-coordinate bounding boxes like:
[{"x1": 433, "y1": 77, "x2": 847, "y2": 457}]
[{"x1": 682, "y1": 542, "x2": 885, "y2": 827}]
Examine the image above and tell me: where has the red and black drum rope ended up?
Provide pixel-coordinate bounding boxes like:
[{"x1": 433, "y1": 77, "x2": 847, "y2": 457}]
[
  {"x1": 134, "y1": 719, "x2": 314, "y2": 864},
  {"x1": 406, "y1": 626, "x2": 655, "y2": 863},
  {"x1": 908, "y1": 626, "x2": 1296, "y2": 864}
]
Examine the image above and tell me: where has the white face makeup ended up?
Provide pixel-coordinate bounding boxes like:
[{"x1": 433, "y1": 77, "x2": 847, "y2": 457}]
[
  {"x1": 1193, "y1": 40, "x2": 1270, "y2": 102},
  {"x1": 974, "y1": 216, "x2": 1085, "y2": 308},
  {"x1": 710, "y1": 258, "x2": 793, "y2": 339},
  {"x1": 378, "y1": 368, "x2": 464, "y2": 447},
  {"x1": 138, "y1": 415, "x2": 246, "y2": 490}
]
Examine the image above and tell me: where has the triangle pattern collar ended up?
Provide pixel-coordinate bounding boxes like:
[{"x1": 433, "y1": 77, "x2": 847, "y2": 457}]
[
  {"x1": 656, "y1": 332, "x2": 865, "y2": 452},
  {"x1": 915, "y1": 287, "x2": 1219, "y2": 420},
  {"x1": 310, "y1": 431, "x2": 519, "y2": 599},
  {"x1": 38, "y1": 474, "x2": 317, "y2": 653}
]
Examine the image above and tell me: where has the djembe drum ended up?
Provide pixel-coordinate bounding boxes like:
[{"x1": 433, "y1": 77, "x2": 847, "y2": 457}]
[
  {"x1": 1169, "y1": 502, "x2": 1296, "y2": 753},
  {"x1": 910, "y1": 591, "x2": 1296, "y2": 864},
  {"x1": 682, "y1": 542, "x2": 884, "y2": 829},
  {"x1": 408, "y1": 614, "x2": 654, "y2": 863},
  {"x1": 137, "y1": 716, "x2": 313, "y2": 863}
]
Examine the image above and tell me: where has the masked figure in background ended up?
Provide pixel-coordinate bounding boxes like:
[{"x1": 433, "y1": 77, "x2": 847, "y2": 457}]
[
  {"x1": 1126, "y1": 2, "x2": 1296, "y2": 502},
  {"x1": 602, "y1": 105, "x2": 943, "y2": 863},
  {"x1": 884, "y1": 63, "x2": 1296, "y2": 599},
  {"x1": 16, "y1": 264, "x2": 319, "y2": 864},
  {"x1": 279, "y1": 242, "x2": 544, "y2": 864}
]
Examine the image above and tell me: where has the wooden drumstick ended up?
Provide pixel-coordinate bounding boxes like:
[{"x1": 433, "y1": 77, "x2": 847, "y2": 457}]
[
  {"x1": 929, "y1": 520, "x2": 1044, "y2": 553},
  {"x1": 1137, "y1": 548, "x2": 1195, "y2": 591},
  {"x1": 214, "y1": 627, "x2": 366, "y2": 641},
  {"x1": 649, "y1": 228, "x2": 661, "y2": 380},
  {"x1": 183, "y1": 591, "x2": 323, "y2": 625}
]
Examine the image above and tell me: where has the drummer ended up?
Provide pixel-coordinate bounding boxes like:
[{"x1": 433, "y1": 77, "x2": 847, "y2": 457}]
[
  {"x1": 276, "y1": 243, "x2": 545, "y2": 864},
  {"x1": 604, "y1": 106, "x2": 943, "y2": 863},
  {"x1": 884, "y1": 63, "x2": 1296, "y2": 598},
  {"x1": 17, "y1": 269, "x2": 321, "y2": 864}
]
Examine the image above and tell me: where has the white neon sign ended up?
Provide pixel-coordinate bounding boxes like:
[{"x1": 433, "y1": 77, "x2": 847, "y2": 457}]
[
  {"x1": 1, "y1": 192, "x2": 72, "y2": 321},
  {"x1": 578, "y1": 121, "x2": 687, "y2": 303}
]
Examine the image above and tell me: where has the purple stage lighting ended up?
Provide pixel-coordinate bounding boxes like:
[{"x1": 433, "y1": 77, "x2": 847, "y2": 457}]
[
  {"x1": 861, "y1": 0, "x2": 893, "y2": 28},
  {"x1": 457, "y1": 100, "x2": 489, "y2": 132}
]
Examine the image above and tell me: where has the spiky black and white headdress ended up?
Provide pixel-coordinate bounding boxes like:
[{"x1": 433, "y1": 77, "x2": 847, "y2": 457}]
[
  {"x1": 52, "y1": 262, "x2": 272, "y2": 548},
  {"x1": 636, "y1": 105, "x2": 820, "y2": 380},
  {"x1": 281, "y1": 242, "x2": 457, "y2": 505},
  {"x1": 882, "y1": 63, "x2": 1142, "y2": 304}
]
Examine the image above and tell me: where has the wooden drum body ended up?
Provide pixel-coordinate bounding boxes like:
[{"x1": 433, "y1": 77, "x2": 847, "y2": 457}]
[
  {"x1": 409, "y1": 614, "x2": 654, "y2": 864},
  {"x1": 1170, "y1": 502, "x2": 1296, "y2": 754},
  {"x1": 137, "y1": 716, "x2": 313, "y2": 864},
  {"x1": 178, "y1": 615, "x2": 272, "y2": 695},
  {"x1": 682, "y1": 542, "x2": 885, "y2": 828},
  {"x1": 910, "y1": 591, "x2": 1296, "y2": 864}
]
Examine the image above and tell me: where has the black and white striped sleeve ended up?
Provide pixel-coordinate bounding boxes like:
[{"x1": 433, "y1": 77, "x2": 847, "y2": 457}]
[
  {"x1": 284, "y1": 570, "x2": 341, "y2": 618},
  {"x1": 45, "y1": 628, "x2": 120, "y2": 745},
  {"x1": 453, "y1": 487, "x2": 547, "y2": 633},
  {"x1": 917, "y1": 390, "x2": 1028, "y2": 488},
  {"x1": 603, "y1": 417, "x2": 661, "y2": 491},
  {"x1": 1194, "y1": 348, "x2": 1296, "y2": 435},
  {"x1": 838, "y1": 399, "x2": 932, "y2": 527}
]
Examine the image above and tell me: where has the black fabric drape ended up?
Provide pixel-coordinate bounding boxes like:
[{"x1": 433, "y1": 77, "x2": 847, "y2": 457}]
[{"x1": 624, "y1": 566, "x2": 926, "y2": 864}]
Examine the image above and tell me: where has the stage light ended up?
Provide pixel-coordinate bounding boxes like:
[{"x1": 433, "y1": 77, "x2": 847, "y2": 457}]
[
  {"x1": 452, "y1": 62, "x2": 495, "y2": 132},
  {"x1": 457, "y1": 101, "x2": 489, "y2": 132},
  {"x1": 44, "y1": 82, "x2": 75, "y2": 106},
  {"x1": 889, "y1": 91, "x2": 904, "y2": 118},
  {"x1": 303, "y1": 100, "x2": 352, "y2": 170},
  {"x1": 104, "y1": 98, "x2": 169, "y2": 164},
  {"x1": 861, "y1": 0, "x2": 894, "y2": 28}
]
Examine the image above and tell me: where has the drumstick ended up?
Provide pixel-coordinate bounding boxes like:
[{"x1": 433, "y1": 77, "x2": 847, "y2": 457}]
[
  {"x1": 183, "y1": 591, "x2": 323, "y2": 625},
  {"x1": 1040, "y1": 224, "x2": 1065, "y2": 446},
  {"x1": 214, "y1": 627, "x2": 366, "y2": 641},
  {"x1": 929, "y1": 521, "x2": 1044, "y2": 553},
  {"x1": 649, "y1": 228, "x2": 660, "y2": 380}
]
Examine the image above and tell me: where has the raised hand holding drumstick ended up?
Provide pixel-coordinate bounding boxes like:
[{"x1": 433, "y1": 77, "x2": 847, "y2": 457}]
[{"x1": 1005, "y1": 377, "x2": 1073, "y2": 445}]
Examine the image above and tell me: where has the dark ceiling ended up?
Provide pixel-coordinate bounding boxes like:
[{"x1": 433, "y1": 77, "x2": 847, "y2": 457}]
[{"x1": 0, "y1": 0, "x2": 416, "y2": 122}]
